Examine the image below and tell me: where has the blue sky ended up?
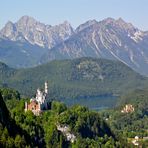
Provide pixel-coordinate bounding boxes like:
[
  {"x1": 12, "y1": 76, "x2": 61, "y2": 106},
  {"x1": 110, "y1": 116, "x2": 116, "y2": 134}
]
[{"x1": 0, "y1": 0, "x2": 148, "y2": 30}]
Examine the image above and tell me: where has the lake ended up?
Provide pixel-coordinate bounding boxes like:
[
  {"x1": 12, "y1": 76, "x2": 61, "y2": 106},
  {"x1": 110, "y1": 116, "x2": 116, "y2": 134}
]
[{"x1": 59, "y1": 95, "x2": 118, "y2": 111}]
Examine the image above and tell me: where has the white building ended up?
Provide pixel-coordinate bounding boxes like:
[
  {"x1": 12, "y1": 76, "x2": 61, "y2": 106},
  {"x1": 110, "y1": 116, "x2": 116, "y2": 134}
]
[{"x1": 25, "y1": 81, "x2": 49, "y2": 115}]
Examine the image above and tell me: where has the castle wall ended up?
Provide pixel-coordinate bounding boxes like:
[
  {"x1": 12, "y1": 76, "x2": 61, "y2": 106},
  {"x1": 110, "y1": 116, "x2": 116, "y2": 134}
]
[{"x1": 27, "y1": 101, "x2": 40, "y2": 111}]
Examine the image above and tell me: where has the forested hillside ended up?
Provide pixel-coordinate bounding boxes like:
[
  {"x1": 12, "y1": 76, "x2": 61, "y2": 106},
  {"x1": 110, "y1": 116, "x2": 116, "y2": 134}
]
[
  {"x1": 0, "y1": 92, "x2": 32, "y2": 147},
  {"x1": 0, "y1": 87, "x2": 148, "y2": 147},
  {"x1": 100, "y1": 89, "x2": 148, "y2": 147},
  {"x1": 0, "y1": 58, "x2": 147, "y2": 102},
  {"x1": 0, "y1": 88, "x2": 127, "y2": 147}
]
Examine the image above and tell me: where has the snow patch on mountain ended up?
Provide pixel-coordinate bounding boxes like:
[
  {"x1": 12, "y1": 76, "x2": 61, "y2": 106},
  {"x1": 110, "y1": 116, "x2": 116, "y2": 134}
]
[{"x1": 130, "y1": 31, "x2": 144, "y2": 43}]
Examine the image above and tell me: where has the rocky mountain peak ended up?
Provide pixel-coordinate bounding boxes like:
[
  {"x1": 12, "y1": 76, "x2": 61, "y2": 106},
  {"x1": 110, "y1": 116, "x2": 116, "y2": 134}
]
[
  {"x1": 101, "y1": 17, "x2": 115, "y2": 25},
  {"x1": 116, "y1": 17, "x2": 126, "y2": 24},
  {"x1": 0, "y1": 16, "x2": 74, "y2": 48},
  {"x1": 58, "y1": 21, "x2": 74, "y2": 33},
  {"x1": 17, "y1": 15, "x2": 37, "y2": 24},
  {"x1": 76, "y1": 19, "x2": 97, "y2": 32},
  {"x1": 16, "y1": 15, "x2": 46, "y2": 31},
  {"x1": 115, "y1": 18, "x2": 135, "y2": 31},
  {"x1": 98, "y1": 17, "x2": 139, "y2": 38},
  {"x1": 62, "y1": 20, "x2": 71, "y2": 26},
  {"x1": 4, "y1": 21, "x2": 14, "y2": 28},
  {"x1": 100, "y1": 17, "x2": 133, "y2": 29},
  {"x1": 0, "y1": 21, "x2": 16, "y2": 38},
  {"x1": 0, "y1": 17, "x2": 148, "y2": 76},
  {"x1": 44, "y1": 18, "x2": 148, "y2": 76}
]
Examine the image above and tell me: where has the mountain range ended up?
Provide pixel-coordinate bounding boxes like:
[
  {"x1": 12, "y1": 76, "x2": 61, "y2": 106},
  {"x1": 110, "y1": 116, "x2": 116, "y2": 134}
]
[{"x1": 0, "y1": 16, "x2": 148, "y2": 75}]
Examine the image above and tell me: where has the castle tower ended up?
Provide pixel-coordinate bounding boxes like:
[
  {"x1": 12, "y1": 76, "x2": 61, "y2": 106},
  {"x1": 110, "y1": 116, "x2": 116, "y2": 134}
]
[
  {"x1": 25, "y1": 102, "x2": 28, "y2": 112},
  {"x1": 45, "y1": 81, "x2": 48, "y2": 94},
  {"x1": 36, "y1": 88, "x2": 44, "y2": 103}
]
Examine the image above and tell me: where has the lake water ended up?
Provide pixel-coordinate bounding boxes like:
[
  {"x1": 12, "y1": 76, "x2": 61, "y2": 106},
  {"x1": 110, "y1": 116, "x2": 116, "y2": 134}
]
[{"x1": 59, "y1": 95, "x2": 117, "y2": 111}]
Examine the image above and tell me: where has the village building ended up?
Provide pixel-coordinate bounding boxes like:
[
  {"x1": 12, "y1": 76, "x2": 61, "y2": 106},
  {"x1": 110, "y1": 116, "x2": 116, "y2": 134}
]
[
  {"x1": 132, "y1": 136, "x2": 139, "y2": 146},
  {"x1": 25, "y1": 81, "x2": 49, "y2": 115},
  {"x1": 121, "y1": 104, "x2": 134, "y2": 113}
]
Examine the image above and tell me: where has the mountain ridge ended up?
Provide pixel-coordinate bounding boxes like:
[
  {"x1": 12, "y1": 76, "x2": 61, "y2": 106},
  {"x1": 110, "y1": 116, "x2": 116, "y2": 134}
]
[
  {"x1": 43, "y1": 17, "x2": 148, "y2": 75},
  {"x1": 0, "y1": 15, "x2": 74, "y2": 48},
  {"x1": 0, "y1": 57, "x2": 147, "y2": 101},
  {"x1": 0, "y1": 16, "x2": 148, "y2": 75}
]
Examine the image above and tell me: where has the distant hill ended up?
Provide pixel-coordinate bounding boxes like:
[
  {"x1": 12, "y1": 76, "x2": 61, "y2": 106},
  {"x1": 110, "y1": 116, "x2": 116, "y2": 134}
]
[
  {"x1": 0, "y1": 61, "x2": 15, "y2": 80},
  {"x1": 119, "y1": 89, "x2": 148, "y2": 114},
  {"x1": 0, "y1": 58, "x2": 147, "y2": 103}
]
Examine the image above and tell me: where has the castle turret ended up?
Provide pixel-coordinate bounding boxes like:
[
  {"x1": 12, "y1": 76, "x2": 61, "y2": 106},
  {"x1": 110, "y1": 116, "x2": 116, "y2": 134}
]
[
  {"x1": 25, "y1": 102, "x2": 28, "y2": 112},
  {"x1": 45, "y1": 81, "x2": 48, "y2": 94},
  {"x1": 36, "y1": 88, "x2": 44, "y2": 103}
]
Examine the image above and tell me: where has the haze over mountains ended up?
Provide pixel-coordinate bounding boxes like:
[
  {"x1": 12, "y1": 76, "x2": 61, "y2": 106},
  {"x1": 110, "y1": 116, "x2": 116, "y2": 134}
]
[{"x1": 0, "y1": 16, "x2": 148, "y2": 75}]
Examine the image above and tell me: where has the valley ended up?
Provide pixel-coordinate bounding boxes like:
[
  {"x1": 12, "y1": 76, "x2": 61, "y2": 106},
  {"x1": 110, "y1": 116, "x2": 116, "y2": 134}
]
[
  {"x1": 0, "y1": 57, "x2": 147, "y2": 109},
  {"x1": 59, "y1": 95, "x2": 117, "y2": 111},
  {"x1": 0, "y1": 6, "x2": 148, "y2": 146}
]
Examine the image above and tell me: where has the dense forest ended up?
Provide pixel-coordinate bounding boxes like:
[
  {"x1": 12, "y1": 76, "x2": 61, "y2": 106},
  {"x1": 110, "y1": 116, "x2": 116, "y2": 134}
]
[
  {"x1": 100, "y1": 89, "x2": 148, "y2": 147},
  {"x1": 0, "y1": 57, "x2": 148, "y2": 147},
  {"x1": 0, "y1": 87, "x2": 148, "y2": 147},
  {"x1": 0, "y1": 88, "x2": 120, "y2": 147},
  {"x1": 0, "y1": 57, "x2": 148, "y2": 100}
]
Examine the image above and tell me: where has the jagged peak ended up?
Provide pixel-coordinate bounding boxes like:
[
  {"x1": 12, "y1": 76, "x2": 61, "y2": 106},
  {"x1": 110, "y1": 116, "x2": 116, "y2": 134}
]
[
  {"x1": 116, "y1": 18, "x2": 133, "y2": 26},
  {"x1": 18, "y1": 15, "x2": 37, "y2": 22},
  {"x1": 16, "y1": 15, "x2": 39, "y2": 26},
  {"x1": 116, "y1": 18, "x2": 136, "y2": 31},
  {"x1": 99, "y1": 17, "x2": 136, "y2": 31},
  {"x1": 116, "y1": 17, "x2": 126, "y2": 24},
  {"x1": 0, "y1": 21, "x2": 16, "y2": 34},
  {"x1": 101, "y1": 17, "x2": 129, "y2": 26},
  {"x1": 102, "y1": 17, "x2": 115, "y2": 24},
  {"x1": 76, "y1": 19, "x2": 98, "y2": 32},
  {"x1": 63, "y1": 20, "x2": 71, "y2": 26},
  {"x1": 84, "y1": 19, "x2": 98, "y2": 24},
  {"x1": 2, "y1": 21, "x2": 15, "y2": 30},
  {"x1": 57, "y1": 21, "x2": 73, "y2": 29},
  {"x1": 53, "y1": 21, "x2": 74, "y2": 33},
  {"x1": 5, "y1": 21, "x2": 14, "y2": 26}
]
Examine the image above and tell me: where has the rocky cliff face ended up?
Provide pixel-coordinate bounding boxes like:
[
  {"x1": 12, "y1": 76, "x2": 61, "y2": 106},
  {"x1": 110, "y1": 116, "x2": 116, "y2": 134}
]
[
  {"x1": 0, "y1": 16, "x2": 148, "y2": 75},
  {"x1": 0, "y1": 16, "x2": 74, "y2": 48},
  {"x1": 44, "y1": 18, "x2": 148, "y2": 75}
]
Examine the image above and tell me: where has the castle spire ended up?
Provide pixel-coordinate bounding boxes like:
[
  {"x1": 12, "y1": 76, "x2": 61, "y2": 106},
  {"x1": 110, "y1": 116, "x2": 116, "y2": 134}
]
[{"x1": 45, "y1": 81, "x2": 48, "y2": 94}]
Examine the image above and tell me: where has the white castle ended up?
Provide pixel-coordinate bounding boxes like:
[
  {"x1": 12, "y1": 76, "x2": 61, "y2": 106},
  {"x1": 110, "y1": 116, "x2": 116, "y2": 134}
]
[
  {"x1": 25, "y1": 82, "x2": 49, "y2": 115},
  {"x1": 35, "y1": 81, "x2": 48, "y2": 104}
]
